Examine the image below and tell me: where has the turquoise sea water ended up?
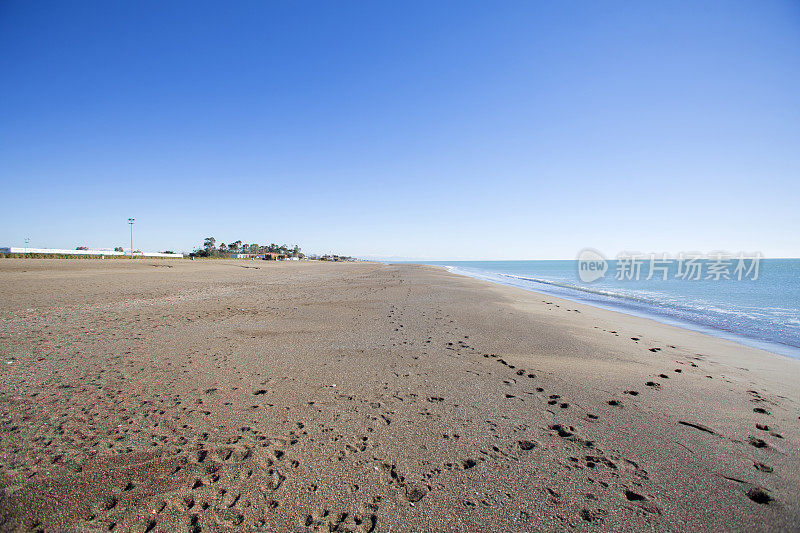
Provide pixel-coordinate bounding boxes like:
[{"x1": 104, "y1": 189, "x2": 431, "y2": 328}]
[{"x1": 406, "y1": 259, "x2": 800, "y2": 359}]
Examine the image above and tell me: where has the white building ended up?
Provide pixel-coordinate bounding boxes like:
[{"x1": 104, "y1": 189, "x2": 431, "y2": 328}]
[{"x1": 0, "y1": 247, "x2": 183, "y2": 258}]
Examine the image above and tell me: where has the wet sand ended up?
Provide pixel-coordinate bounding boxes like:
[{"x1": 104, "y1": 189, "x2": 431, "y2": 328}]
[{"x1": 0, "y1": 259, "x2": 797, "y2": 532}]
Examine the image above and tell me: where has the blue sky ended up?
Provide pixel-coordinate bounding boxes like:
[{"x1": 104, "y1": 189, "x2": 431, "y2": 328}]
[{"x1": 1, "y1": 1, "x2": 798, "y2": 259}]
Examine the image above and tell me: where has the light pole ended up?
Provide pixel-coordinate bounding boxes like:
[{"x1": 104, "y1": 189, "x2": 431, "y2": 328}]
[{"x1": 128, "y1": 218, "x2": 135, "y2": 258}]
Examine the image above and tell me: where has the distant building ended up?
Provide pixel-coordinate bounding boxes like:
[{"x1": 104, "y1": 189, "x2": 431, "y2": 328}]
[
  {"x1": 263, "y1": 252, "x2": 286, "y2": 261},
  {"x1": 0, "y1": 247, "x2": 182, "y2": 258}
]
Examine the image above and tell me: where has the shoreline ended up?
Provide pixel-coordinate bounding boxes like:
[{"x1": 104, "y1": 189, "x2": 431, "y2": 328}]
[
  {"x1": 425, "y1": 264, "x2": 800, "y2": 382},
  {"x1": 411, "y1": 262, "x2": 800, "y2": 360},
  {"x1": 1, "y1": 259, "x2": 798, "y2": 531}
]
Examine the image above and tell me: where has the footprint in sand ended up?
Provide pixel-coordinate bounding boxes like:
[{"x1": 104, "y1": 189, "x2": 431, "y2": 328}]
[
  {"x1": 549, "y1": 424, "x2": 573, "y2": 438},
  {"x1": 746, "y1": 487, "x2": 773, "y2": 504},
  {"x1": 625, "y1": 489, "x2": 646, "y2": 501},
  {"x1": 754, "y1": 462, "x2": 773, "y2": 473}
]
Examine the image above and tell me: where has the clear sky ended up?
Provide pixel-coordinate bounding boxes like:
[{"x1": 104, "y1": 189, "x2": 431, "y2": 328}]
[{"x1": 1, "y1": 1, "x2": 798, "y2": 259}]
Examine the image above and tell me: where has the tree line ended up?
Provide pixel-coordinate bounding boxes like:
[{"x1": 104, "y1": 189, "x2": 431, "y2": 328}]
[{"x1": 191, "y1": 237, "x2": 303, "y2": 258}]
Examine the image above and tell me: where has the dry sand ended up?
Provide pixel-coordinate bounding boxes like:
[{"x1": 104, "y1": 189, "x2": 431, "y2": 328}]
[{"x1": 0, "y1": 259, "x2": 797, "y2": 532}]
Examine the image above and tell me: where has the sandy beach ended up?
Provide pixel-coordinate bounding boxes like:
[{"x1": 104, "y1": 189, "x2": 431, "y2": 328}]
[{"x1": 0, "y1": 259, "x2": 797, "y2": 532}]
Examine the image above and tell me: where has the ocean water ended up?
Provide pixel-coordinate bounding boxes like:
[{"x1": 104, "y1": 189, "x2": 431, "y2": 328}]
[{"x1": 410, "y1": 259, "x2": 800, "y2": 359}]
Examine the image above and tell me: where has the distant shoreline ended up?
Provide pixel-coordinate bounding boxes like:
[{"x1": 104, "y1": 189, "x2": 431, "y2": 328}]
[{"x1": 401, "y1": 260, "x2": 800, "y2": 360}]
